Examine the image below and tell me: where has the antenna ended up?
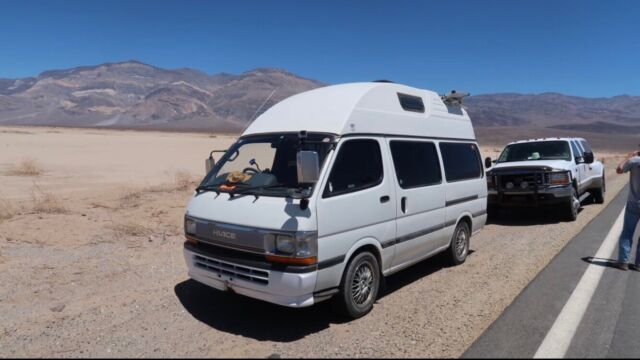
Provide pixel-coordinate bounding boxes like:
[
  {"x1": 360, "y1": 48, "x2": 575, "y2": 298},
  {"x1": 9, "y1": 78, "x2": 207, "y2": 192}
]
[
  {"x1": 239, "y1": 88, "x2": 277, "y2": 134},
  {"x1": 441, "y1": 90, "x2": 470, "y2": 105}
]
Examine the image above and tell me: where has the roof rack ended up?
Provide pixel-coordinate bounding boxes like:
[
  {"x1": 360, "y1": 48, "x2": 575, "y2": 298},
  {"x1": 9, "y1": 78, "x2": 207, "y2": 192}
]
[{"x1": 441, "y1": 90, "x2": 470, "y2": 105}]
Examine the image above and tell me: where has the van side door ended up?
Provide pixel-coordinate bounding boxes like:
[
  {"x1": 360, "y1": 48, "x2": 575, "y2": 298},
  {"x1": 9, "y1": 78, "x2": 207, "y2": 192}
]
[
  {"x1": 439, "y1": 142, "x2": 486, "y2": 243},
  {"x1": 314, "y1": 137, "x2": 397, "y2": 290},
  {"x1": 386, "y1": 138, "x2": 446, "y2": 269}
]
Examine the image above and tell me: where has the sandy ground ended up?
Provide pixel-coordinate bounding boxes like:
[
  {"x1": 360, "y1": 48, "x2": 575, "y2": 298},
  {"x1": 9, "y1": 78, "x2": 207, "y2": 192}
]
[{"x1": 0, "y1": 126, "x2": 630, "y2": 358}]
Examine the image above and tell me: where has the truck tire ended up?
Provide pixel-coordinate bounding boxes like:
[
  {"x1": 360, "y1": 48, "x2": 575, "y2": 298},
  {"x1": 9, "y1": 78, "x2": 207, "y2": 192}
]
[
  {"x1": 592, "y1": 174, "x2": 605, "y2": 204},
  {"x1": 333, "y1": 251, "x2": 380, "y2": 319},
  {"x1": 564, "y1": 187, "x2": 579, "y2": 221},
  {"x1": 448, "y1": 221, "x2": 470, "y2": 265}
]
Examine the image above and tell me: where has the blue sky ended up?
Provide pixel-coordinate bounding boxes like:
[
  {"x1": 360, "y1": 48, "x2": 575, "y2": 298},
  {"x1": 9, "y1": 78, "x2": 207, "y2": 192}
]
[{"x1": 0, "y1": 0, "x2": 638, "y2": 97}]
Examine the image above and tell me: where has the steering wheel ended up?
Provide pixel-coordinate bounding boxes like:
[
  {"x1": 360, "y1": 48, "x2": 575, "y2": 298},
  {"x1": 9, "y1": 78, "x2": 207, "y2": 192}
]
[{"x1": 242, "y1": 167, "x2": 259, "y2": 174}]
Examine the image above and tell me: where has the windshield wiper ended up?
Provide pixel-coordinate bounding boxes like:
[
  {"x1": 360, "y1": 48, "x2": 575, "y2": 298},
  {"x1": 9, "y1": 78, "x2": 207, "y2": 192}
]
[
  {"x1": 230, "y1": 183, "x2": 285, "y2": 199},
  {"x1": 195, "y1": 184, "x2": 221, "y2": 195}
]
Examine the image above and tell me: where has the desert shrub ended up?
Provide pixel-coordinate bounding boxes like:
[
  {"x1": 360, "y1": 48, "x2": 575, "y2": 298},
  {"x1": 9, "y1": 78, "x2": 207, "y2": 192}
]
[
  {"x1": 8, "y1": 158, "x2": 44, "y2": 176},
  {"x1": 31, "y1": 185, "x2": 67, "y2": 214}
]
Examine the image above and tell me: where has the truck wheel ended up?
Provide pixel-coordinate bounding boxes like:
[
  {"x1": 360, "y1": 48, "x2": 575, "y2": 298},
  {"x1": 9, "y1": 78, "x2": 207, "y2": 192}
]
[
  {"x1": 334, "y1": 251, "x2": 380, "y2": 319},
  {"x1": 592, "y1": 175, "x2": 605, "y2": 204},
  {"x1": 564, "y1": 187, "x2": 579, "y2": 221},
  {"x1": 448, "y1": 221, "x2": 470, "y2": 265}
]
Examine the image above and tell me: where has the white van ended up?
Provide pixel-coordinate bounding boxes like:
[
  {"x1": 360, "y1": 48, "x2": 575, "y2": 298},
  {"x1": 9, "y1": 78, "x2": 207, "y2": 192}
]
[{"x1": 183, "y1": 82, "x2": 487, "y2": 318}]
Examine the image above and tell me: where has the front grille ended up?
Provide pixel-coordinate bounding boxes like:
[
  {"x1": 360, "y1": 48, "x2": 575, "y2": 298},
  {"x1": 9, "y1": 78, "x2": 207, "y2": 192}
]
[
  {"x1": 497, "y1": 172, "x2": 549, "y2": 190},
  {"x1": 193, "y1": 254, "x2": 269, "y2": 285}
]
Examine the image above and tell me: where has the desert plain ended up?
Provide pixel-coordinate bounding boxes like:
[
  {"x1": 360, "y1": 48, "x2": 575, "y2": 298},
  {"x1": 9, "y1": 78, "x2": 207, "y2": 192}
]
[{"x1": 0, "y1": 125, "x2": 630, "y2": 357}]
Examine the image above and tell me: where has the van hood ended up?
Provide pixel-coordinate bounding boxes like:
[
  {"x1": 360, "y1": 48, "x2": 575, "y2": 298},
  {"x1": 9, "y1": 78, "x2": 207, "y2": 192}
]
[
  {"x1": 185, "y1": 191, "x2": 317, "y2": 232},
  {"x1": 490, "y1": 160, "x2": 572, "y2": 172}
]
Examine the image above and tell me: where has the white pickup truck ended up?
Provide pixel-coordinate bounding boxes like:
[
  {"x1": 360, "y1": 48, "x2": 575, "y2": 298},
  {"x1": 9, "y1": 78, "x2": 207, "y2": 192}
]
[{"x1": 484, "y1": 137, "x2": 605, "y2": 221}]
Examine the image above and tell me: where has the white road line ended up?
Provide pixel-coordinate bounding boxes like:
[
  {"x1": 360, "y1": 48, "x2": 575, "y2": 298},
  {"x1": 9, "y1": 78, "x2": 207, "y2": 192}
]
[{"x1": 534, "y1": 208, "x2": 626, "y2": 358}]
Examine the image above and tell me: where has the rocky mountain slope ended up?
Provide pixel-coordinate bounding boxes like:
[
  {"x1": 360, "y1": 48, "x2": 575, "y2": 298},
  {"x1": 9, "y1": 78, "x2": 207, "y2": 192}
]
[
  {"x1": 0, "y1": 61, "x2": 324, "y2": 131},
  {"x1": 1, "y1": 61, "x2": 639, "y2": 134}
]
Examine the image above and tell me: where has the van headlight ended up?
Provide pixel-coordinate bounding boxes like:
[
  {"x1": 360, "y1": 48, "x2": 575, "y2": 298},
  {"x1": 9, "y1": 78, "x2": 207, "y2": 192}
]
[
  {"x1": 184, "y1": 217, "x2": 197, "y2": 235},
  {"x1": 264, "y1": 231, "x2": 318, "y2": 258},
  {"x1": 275, "y1": 234, "x2": 296, "y2": 254}
]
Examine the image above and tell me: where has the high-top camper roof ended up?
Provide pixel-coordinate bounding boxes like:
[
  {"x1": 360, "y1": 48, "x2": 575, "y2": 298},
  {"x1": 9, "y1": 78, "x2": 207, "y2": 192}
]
[{"x1": 243, "y1": 82, "x2": 476, "y2": 140}]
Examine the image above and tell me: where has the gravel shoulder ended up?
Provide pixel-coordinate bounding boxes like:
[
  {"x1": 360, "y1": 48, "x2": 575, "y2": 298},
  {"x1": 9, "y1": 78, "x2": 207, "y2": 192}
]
[{"x1": 0, "y1": 126, "x2": 629, "y2": 357}]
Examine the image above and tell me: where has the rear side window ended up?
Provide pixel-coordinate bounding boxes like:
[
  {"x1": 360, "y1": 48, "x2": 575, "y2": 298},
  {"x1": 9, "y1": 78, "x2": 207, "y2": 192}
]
[
  {"x1": 390, "y1": 141, "x2": 441, "y2": 188},
  {"x1": 570, "y1": 141, "x2": 583, "y2": 157},
  {"x1": 439, "y1": 142, "x2": 482, "y2": 181},
  {"x1": 397, "y1": 93, "x2": 425, "y2": 113},
  {"x1": 324, "y1": 139, "x2": 383, "y2": 197}
]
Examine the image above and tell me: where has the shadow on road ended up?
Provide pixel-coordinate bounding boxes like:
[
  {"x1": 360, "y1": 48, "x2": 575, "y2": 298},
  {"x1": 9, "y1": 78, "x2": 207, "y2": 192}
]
[
  {"x1": 582, "y1": 256, "x2": 620, "y2": 269},
  {"x1": 174, "y1": 250, "x2": 474, "y2": 341},
  {"x1": 487, "y1": 207, "x2": 585, "y2": 226}
]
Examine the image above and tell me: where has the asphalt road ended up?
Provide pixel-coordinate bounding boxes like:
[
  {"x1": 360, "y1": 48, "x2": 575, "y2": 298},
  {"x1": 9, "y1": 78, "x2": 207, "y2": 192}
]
[{"x1": 464, "y1": 185, "x2": 640, "y2": 358}]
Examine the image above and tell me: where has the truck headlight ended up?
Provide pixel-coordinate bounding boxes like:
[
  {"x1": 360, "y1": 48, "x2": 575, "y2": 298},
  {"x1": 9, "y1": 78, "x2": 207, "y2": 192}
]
[
  {"x1": 549, "y1": 171, "x2": 571, "y2": 185},
  {"x1": 184, "y1": 218, "x2": 197, "y2": 235}
]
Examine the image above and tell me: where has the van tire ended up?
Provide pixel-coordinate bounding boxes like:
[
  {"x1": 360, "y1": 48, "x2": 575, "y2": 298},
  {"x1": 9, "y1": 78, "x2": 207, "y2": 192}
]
[
  {"x1": 448, "y1": 221, "x2": 470, "y2": 266},
  {"x1": 333, "y1": 251, "x2": 380, "y2": 319},
  {"x1": 564, "y1": 187, "x2": 579, "y2": 221},
  {"x1": 592, "y1": 174, "x2": 605, "y2": 204}
]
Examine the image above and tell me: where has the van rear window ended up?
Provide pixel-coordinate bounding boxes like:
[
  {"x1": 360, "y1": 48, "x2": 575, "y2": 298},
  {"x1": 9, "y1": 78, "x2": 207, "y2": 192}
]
[
  {"x1": 439, "y1": 142, "x2": 482, "y2": 181},
  {"x1": 397, "y1": 93, "x2": 425, "y2": 113}
]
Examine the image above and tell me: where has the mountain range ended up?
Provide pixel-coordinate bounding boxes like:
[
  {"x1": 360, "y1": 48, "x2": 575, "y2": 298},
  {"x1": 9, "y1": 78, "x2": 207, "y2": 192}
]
[{"x1": 1, "y1": 60, "x2": 639, "y2": 136}]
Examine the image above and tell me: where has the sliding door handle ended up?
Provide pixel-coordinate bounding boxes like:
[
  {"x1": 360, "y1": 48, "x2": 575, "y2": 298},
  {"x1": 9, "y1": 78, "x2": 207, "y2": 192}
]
[
  {"x1": 401, "y1": 196, "x2": 407, "y2": 213},
  {"x1": 380, "y1": 195, "x2": 390, "y2": 203}
]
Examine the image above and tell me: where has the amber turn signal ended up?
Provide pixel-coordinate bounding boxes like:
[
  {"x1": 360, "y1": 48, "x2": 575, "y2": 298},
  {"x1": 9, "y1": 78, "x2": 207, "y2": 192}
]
[{"x1": 265, "y1": 255, "x2": 317, "y2": 266}]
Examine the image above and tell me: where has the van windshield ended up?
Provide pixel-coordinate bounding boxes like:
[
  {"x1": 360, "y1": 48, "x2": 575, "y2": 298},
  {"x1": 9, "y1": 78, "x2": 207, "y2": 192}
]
[
  {"x1": 497, "y1": 141, "x2": 571, "y2": 163},
  {"x1": 199, "y1": 133, "x2": 336, "y2": 197}
]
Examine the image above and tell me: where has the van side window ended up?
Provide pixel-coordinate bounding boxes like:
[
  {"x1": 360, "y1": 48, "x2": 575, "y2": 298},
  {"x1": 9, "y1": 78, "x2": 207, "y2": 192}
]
[
  {"x1": 397, "y1": 93, "x2": 425, "y2": 113},
  {"x1": 580, "y1": 140, "x2": 593, "y2": 153},
  {"x1": 439, "y1": 142, "x2": 482, "y2": 181},
  {"x1": 390, "y1": 141, "x2": 441, "y2": 188},
  {"x1": 323, "y1": 139, "x2": 383, "y2": 197}
]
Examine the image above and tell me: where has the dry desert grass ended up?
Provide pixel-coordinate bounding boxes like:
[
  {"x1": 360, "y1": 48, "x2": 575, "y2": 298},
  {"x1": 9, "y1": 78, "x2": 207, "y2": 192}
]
[
  {"x1": 30, "y1": 184, "x2": 67, "y2": 214},
  {"x1": 8, "y1": 158, "x2": 44, "y2": 176}
]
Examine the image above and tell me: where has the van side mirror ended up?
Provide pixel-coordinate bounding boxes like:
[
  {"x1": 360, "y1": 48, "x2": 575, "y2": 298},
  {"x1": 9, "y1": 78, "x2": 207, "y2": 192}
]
[
  {"x1": 575, "y1": 156, "x2": 585, "y2": 164},
  {"x1": 583, "y1": 151, "x2": 594, "y2": 164},
  {"x1": 205, "y1": 155, "x2": 215, "y2": 174},
  {"x1": 297, "y1": 150, "x2": 320, "y2": 184},
  {"x1": 485, "y1": 157, "x2": 493, "y2": 169}
]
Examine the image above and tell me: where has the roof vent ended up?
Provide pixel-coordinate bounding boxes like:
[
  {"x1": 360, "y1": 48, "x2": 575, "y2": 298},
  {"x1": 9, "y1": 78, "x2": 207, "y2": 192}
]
[
  {"x1": 442, "y1": 90, "x2": 470, "y2": 105},
  {"x1": 373, "y1": 79, "x2": 395, "y2": 83}
]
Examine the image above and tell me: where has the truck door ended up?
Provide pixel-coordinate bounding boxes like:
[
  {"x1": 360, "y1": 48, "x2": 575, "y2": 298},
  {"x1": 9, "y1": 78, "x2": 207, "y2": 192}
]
[{"x1": 386, "y1": 138, "x2": 446, "y2": 268}]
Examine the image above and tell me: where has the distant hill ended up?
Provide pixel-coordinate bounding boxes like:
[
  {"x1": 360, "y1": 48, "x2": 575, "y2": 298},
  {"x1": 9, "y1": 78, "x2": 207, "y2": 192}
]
[
  {"x1": 1, "y1": 61, "x2": 639, "y2": 137},
  {"x1": 0, "y1": 60, "x2": 324, "y2": 132}
]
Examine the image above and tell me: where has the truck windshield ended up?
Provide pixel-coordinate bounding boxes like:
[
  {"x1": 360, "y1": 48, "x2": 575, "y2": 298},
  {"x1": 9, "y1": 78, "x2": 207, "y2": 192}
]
[
  {"x1": 497, "y1": 141, "x2": 571, "y2": 163},
  {"x1": 199, "y1": 133, "x2": 336, "y2": 197}
]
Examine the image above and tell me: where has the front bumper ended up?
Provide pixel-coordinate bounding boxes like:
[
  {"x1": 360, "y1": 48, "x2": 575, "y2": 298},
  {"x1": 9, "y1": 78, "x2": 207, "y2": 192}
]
[
  {"x1": 183, "y1": 243, "x2": 319, "y2": 308},
  {"x1": 488, "y1": 184, "x2": 573, "y2": 207}
]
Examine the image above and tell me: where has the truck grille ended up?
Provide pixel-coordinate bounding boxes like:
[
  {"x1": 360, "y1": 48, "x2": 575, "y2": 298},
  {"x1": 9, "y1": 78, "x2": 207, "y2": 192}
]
[
  {"x1": 193, "y1": 254, "x2": 269, "y2": 285},
  {"x1": 498, "y1": 172, "x2": 549, "y2": 190}
]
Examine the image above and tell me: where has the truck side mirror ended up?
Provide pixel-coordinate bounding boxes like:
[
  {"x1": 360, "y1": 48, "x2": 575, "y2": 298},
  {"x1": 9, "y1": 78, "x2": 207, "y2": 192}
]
[
  {"x1": 297, "y1": 150, "x2": 320, "y2": 184},
  {"x1": 485, "y1": 157, "x2": 493, "y2": 169},
  {"x1": 583, "y1": 151, "x2": 594, "y2": 164}
]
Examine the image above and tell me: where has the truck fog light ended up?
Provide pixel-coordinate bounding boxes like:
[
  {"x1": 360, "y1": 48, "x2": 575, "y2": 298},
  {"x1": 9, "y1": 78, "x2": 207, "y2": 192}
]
[
  {"x1": 506, "y1": 182, "x2": 514, "y2": 190},
  {"x1": 520, "y1": 181, "x2": 529, "y2": 189}
]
